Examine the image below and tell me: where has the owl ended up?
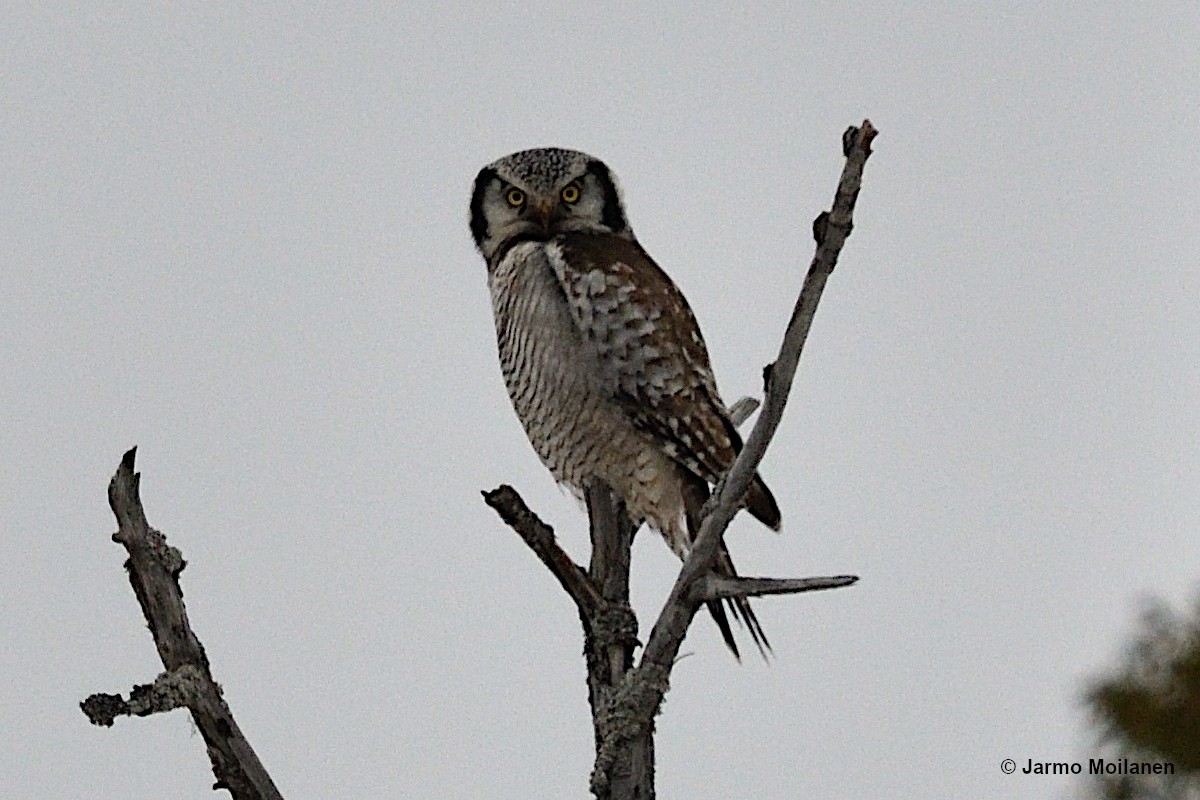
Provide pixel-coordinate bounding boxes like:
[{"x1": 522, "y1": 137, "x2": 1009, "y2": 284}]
[{"x1": 470, "y1": 147, "x2": 781, "y2": 658}]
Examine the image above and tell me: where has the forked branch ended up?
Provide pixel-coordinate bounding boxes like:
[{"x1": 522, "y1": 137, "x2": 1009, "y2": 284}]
[{"x1": 485, "y1": 120, "x2": 878, "y2": 799}]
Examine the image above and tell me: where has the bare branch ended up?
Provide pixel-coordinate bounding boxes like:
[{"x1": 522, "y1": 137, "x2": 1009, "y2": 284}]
[
  {"x1": 82, "y1": 448, "x2": 283, "y2": 800},
  {"x1": 696, "y1": 574, "x2": 859, "y2": 603},
  {"x1": 583, "y1": 484, "x2": 653, "y2": 799},
  {"x1": 81, "y1": 665, "x2": 206, "y2": 726},
  {"x1": 482, "y1": 485, "x2": 604, "y2": 617},
  {"x1": 727, "y1": 396, "x2": 760, "y2": 427},
  {"x1": 637, "y1": 119, "x2": 877, "y2": 699}
]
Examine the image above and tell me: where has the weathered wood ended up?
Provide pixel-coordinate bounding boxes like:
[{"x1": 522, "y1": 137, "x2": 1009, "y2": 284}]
[
  {"x1": 637, "y1": 120, "x2": 878, "y2": 683},
  {"x1": 584, "y1": 484, "x2": 651, "y2": 800},
  {"x1": 81, "y1": 447, "x2": 283, "y2": 800},
  {"x1": 483, "y1": 485, "x2": 604, "y2": 617},
  {"x1": 698, "y1": 574, "x2": 859, "y2": 603}
]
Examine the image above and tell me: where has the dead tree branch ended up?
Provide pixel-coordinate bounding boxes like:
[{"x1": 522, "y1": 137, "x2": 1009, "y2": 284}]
[
  {"x1": 81, "y1": 447, "x2": 283, "y2": 800},
  {"x1": 635, "y1": 118, "x2": 877, "y2": 683},
  {"x1": 484, "y1": 120, "x2": 878, "y2": 799},
  {"x1": 697, "y1": 574, "x2": 859, "y2": 602},
  {"x1": 583, "y1": 484, "x2": 652, "y2": 798},
  {"x1": 482, "y1": 485, "x2": 604, "y2": 617}
]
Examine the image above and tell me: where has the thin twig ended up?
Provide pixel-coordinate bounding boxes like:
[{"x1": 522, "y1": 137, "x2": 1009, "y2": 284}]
[
  {"x1": 697, "y1": 574, "x2": 859, "y2": 602},
  {"x1": 727, "y1": 396, "x2": 760, "y2": 427},
  {"x1": 482, "y1": 485, "x2": 604, "y2": 617}
]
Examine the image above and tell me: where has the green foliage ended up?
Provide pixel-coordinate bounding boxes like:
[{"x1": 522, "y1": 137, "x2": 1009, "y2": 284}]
[{"x1": 1081, "y1": 594, "x2": 1200, "y2": 800}]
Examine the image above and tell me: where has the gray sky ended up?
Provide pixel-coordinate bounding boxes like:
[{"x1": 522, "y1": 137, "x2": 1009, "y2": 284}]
[{"x1": 3, "y1": 4, "x2": 1198, "y2": 798}]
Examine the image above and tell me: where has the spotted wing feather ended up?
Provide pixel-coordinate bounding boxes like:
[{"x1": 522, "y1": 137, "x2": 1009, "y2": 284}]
[
  {"x1": 549, "y1": 232, "x2": 781, "y2": 531},
  {"x1": 549, "y1": 233, "x2": 736, "y2": 482}
]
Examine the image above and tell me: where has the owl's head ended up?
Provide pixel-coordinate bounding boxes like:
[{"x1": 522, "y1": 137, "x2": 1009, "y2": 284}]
[{"x1": 470, "y1": 147, "x2": 633, "y2": 264}]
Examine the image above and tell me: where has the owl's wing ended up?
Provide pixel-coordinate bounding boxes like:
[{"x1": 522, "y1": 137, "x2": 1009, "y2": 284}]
[{"x1": 549, "y1": 232, "x2": 741, "y2": 486}]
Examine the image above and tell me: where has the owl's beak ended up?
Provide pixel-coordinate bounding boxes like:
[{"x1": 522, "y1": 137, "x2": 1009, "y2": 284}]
[{"x1": 530, "y1": 198, "x2": 554, "y2": 230}]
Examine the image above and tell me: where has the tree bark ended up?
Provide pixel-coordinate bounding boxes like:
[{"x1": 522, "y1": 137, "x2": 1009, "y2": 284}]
[
  {"x1": 81, "y1": 447, "x2": 284, "y2": 800},
  {"x1": 584, "y1": 484, "x2": 652, "y2": 800}
]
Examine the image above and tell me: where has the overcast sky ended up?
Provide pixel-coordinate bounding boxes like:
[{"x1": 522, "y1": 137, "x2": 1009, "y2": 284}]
[{"x1": 3, "y1": 4, "x2": 1198, "y2": 799}]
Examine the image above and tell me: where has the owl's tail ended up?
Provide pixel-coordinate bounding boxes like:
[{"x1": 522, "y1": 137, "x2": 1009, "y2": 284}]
[
  {"x1": 723, "y1": 415, "x2": 783, "y2": 532},
  {"x1": 707, "y1": 548, "x2": 771, "y2": 661},
  {"x1": 682, "y1": 473, "x2": 772, "y2": 661},
  {"x1": 747, "y1": 474, "x2": 782, "y2": 532}
]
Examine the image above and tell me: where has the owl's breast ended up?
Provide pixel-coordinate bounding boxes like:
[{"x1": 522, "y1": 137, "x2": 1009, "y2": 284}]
[{"x1": 487, "y1": 242, "x2": 620, "y2": 485}]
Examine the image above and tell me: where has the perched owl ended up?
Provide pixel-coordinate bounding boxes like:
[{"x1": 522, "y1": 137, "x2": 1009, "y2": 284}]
[{"x1": 470, "y1": 147, "x2": 781, "y2": 658}]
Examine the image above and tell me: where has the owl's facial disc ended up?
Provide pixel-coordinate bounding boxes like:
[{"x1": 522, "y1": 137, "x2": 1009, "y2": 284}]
[{"x1": 470, "y1": 147, "x2": 633, "y2": 264}]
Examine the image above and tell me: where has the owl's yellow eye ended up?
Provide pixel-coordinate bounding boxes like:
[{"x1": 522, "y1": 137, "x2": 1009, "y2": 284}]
[
  {"x1": 505, "y1": 187, "x2": 526, "y2": 207},
  {"x1": 560, "y1": 183, "x2": 581, "y2": 204}
]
